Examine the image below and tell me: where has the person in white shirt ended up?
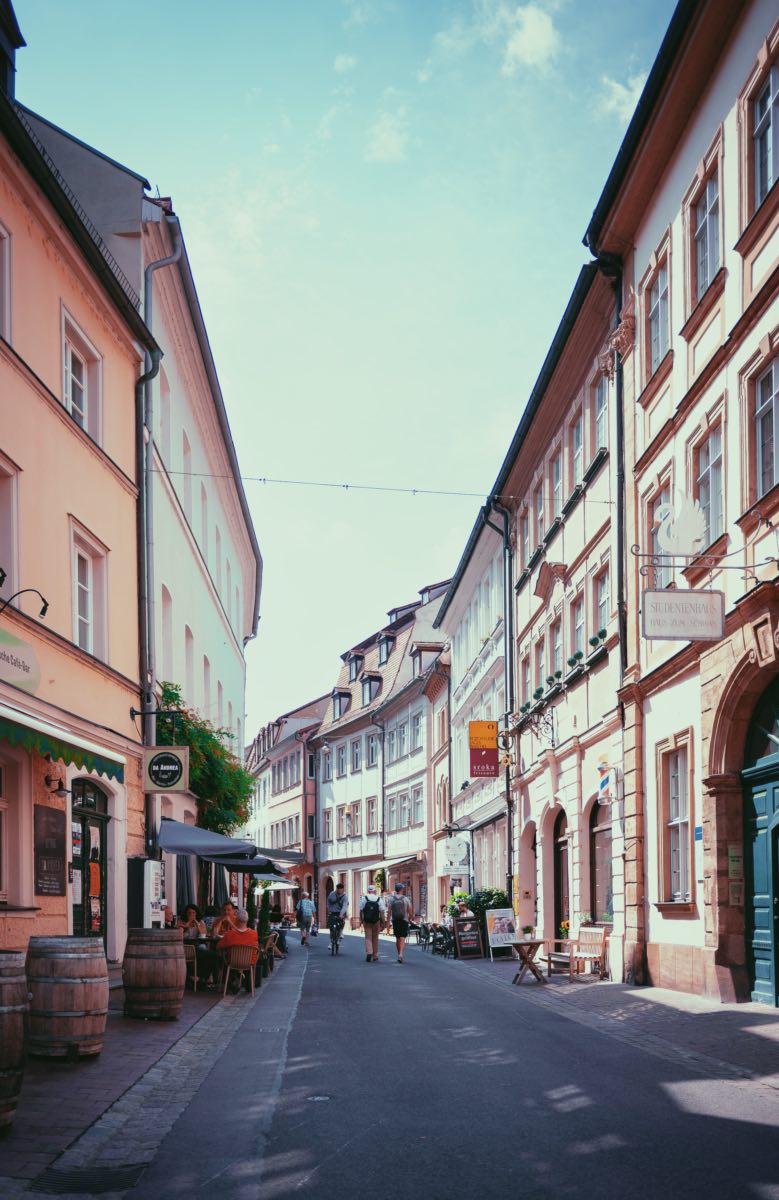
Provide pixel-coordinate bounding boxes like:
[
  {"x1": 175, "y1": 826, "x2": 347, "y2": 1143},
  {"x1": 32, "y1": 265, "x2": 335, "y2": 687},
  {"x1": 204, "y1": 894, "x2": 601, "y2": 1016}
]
[{"x1": 358, "y1": 884, "x2": 386, "y2": 963}]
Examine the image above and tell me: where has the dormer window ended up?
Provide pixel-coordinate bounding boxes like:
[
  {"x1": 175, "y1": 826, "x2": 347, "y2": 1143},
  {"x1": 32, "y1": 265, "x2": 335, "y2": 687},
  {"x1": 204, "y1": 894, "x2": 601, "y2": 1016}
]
[
  {"x1": 362, "y1": 675, "x2": 381, "y2": 707},
  {"x1": 332, "y1": 690, "x2": 350, "y2": 720},
  {"x1": 411, "y1": 650, "x2": 422, "y2": 678},
  {"x1": 348, "y1": 654, "x2": 364, "y2": 683},
  {"x1": 378, "y1": 635, "x2": 394, "y2": 665}
]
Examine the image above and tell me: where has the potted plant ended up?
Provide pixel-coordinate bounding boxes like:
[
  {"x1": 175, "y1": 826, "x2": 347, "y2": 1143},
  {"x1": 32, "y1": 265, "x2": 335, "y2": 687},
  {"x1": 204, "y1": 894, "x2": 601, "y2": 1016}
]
[
  {"x1": 559, "y1": 919, "x2": 570, "y2": 940},
  {"x1": 521, "y1": 924, "x2": 534, "y2": 940}
]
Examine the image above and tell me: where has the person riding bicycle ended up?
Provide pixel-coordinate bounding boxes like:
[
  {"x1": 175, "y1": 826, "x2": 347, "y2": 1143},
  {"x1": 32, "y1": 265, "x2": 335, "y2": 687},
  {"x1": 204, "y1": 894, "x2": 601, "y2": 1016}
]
[{"x1": 326, "y1": 882, "x2": 349, "y2": 942}]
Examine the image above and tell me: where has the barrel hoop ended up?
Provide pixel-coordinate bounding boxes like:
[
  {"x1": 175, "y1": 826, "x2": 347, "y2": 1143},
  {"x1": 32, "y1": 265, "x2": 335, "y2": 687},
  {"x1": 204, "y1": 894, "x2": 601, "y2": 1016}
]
[
  {"x1": 29, "y1": 1008, "x2": 108, "y2": 1018},
  {"x1": 29, "y1": 975, "x2": 109, "y2": 985},
  {"x1": 27, "y1": 950, "x2": 106, "y2": 959},
  {"x1": 0, "y1": 1003, "x2": 27, "y2": 1015}
]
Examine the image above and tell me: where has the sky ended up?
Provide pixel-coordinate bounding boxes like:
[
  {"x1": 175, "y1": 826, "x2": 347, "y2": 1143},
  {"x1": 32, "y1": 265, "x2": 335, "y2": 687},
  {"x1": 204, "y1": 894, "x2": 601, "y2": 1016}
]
[{"x1": 14, "y1": 0, "x2": 678, "y2": 737}]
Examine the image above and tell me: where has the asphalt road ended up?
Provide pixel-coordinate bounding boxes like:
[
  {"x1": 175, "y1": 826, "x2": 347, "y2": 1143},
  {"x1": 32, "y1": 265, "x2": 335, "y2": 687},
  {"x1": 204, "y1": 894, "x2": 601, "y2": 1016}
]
[{"x1": 133, "y1": 932, "x2": 779, "y2": 1200}]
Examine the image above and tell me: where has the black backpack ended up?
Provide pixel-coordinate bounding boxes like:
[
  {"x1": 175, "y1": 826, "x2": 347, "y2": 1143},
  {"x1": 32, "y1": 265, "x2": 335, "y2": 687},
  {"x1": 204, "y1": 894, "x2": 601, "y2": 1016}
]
[{"x1": 362, "y1": 896, "x2": 381, "y2": 924}]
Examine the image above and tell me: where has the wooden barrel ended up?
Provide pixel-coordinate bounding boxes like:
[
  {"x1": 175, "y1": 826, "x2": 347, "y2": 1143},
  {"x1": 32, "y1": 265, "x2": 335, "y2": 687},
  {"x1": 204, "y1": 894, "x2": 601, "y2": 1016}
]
[
  {"x1": 26, "y1": 937, "x2": 108, "y2": 1059},
  {"x1": 0, "y1": 951, "x2": 28, "y2": 1127},
  {"x1": 122, "y1": 928, "x2": 186, "y2": 1020}
]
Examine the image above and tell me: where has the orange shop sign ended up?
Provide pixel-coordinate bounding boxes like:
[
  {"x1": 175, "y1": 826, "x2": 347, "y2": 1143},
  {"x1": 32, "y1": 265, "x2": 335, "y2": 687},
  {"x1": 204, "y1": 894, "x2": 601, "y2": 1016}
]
[{"x1": 469, "y1": 720, "x2": 498, "y2": 749}]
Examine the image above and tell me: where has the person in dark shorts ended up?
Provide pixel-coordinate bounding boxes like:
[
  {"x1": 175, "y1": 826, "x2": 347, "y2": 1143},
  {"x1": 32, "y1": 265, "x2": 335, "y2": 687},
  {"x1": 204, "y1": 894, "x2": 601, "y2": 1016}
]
[{"x1": 389, "y1": 882, "x2": 413, "y2": 963}]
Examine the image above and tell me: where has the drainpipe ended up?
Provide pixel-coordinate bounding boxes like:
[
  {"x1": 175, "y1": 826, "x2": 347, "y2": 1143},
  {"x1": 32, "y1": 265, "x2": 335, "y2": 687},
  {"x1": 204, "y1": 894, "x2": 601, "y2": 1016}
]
[
  {"x1": 484, "y1": 499, "x2": 515, "y2": 907},
  {"x1": 596, "y1": 253, "x2": 626, "y2": 682},
  {"x1": 143, "y1": 214, "x2": 182, "y2": 746},
  {"x1": 136, "y1": 352, "x2": 162, "y2": 749}
]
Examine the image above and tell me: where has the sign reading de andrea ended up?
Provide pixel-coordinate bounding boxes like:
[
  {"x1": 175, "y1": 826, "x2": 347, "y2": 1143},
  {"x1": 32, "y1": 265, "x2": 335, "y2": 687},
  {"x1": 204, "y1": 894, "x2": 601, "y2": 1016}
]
[{"x1": 143, "y1": 746, "x2": 190, "y2": 793}]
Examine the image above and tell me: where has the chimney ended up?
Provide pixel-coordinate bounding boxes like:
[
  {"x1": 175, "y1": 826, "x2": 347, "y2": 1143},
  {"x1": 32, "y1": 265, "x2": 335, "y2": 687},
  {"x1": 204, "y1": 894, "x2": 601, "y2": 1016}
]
[{"x1": 0, "y1": 1, "x2": 25, "y2": 101}]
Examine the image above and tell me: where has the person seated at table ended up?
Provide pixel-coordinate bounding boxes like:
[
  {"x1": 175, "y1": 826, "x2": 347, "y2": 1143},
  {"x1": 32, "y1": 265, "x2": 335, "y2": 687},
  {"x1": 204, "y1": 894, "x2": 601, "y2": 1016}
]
[
  {"x1": 270, "y1": 902, "x2": 283, "y2": 924},
  {"x1": 270, "y1": 923, "x2": 289, "y2": 955},
  {"x1": 456, "y1": 900, "x2": 475, "y2": 918},
  {"x1": 179, "y1": 904, "x2": 207, "y2": 939},
  {"x1": 211, "y1": 900, "x2": 239, "y2": 938},
  {"x1": 163, "y1": 905, "x2": 177, "y2": 929},
  {"x1": 218, "y1": 909, "x2": 261, "y2": 992}
]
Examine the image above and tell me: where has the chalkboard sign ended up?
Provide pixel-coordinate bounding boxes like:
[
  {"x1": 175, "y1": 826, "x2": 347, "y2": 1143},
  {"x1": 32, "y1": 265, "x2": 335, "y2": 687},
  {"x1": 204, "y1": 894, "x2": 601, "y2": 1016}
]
[
  {"x1": 34, "y1": 804, "x2": 66, "y2": 896},
  {"x1": 453, "y1": 917, "x2": 484, "y2": 959}
]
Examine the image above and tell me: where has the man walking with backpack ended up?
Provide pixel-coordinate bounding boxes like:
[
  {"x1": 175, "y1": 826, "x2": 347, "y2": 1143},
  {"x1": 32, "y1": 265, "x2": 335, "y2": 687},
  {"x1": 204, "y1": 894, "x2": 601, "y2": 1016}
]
[
  {"x1": 389, "y1": 882, "x2": 413, "y2": 963},
  {"x1": 359, "y1": 883, "x2": 386, "y2": 962},
  {"x1": 296, "y1": 892, "x2": 316, "y2": 946}
]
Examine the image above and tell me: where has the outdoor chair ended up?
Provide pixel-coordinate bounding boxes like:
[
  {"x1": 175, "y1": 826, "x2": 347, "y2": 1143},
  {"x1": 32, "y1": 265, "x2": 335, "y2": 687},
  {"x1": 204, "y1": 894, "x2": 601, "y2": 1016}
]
[
  {"x1": 183, "y1": 941, "x2": 199, "y2": 991},
  {"x1": 222, "y1": 945, "x2": 259, "y2": 997},
  {"x1": 418, "y1": 923, "x2": 431, "y2": 950}
]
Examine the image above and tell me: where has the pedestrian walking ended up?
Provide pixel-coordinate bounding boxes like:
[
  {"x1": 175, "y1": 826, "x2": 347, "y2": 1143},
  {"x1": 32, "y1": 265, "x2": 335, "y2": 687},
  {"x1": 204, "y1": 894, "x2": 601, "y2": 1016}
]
[
  {"x1": 296, "y1": 892, "x2": 316, "y2": 945},
  {"x1": 359, "y1": 884, "x2": 386, "y2": 962},
  {"x1": 389, "y1": 882, "x2": 413, "y2": 963}
]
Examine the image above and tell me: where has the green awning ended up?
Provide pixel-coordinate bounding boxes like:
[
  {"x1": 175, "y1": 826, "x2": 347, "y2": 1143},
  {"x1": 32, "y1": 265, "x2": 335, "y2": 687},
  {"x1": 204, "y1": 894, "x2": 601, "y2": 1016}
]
[{"x1": 0, "y1": 715, "x2": 125, "y2": 783}]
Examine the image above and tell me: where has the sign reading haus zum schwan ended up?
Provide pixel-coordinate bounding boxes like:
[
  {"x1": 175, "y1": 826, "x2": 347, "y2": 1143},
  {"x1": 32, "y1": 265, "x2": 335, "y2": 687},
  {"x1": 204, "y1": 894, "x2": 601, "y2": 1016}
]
[{"x1": 642, "y1": 589, "x2": 725, "y2": 641}]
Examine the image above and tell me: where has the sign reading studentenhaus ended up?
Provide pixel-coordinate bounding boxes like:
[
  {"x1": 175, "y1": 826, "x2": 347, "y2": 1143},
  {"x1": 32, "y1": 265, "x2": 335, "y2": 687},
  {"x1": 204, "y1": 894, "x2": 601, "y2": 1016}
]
[
  {"x1": 143, "y1": 746, "x2": 190, "y2": 793},
  {"x1": 642, "y1": 589, "x2": 725, "y2": 641}
]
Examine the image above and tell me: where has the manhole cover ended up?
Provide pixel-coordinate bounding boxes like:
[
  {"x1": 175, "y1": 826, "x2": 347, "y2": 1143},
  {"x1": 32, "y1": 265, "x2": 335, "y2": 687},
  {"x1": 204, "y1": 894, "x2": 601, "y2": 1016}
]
[
  {"x1": 31, "y1": 1165, "x2": 147, "y2": 1194},
  {"x1": 307, "y1": 1095, "x2": 331, "y2": 1102}
]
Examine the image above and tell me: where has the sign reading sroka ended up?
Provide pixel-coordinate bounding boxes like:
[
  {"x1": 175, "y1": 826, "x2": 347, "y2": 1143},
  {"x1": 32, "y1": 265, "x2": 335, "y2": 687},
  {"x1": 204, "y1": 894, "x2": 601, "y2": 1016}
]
[
  {"x1": 469, "y1": 720, "x2": 499, "y2": 777},
  {"x1": 642, "y1": 589, "x2": 725, "y2": 641}
]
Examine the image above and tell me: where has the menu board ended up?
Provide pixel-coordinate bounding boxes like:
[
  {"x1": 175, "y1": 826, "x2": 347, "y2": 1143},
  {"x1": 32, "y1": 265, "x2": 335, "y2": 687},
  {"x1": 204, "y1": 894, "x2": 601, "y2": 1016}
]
[
  {"x1": 453, "y1": 917, "x2": 484, "y2": 959},
  {"x1": 34, "y1": 804, "x2": 66, "y2": 896}
]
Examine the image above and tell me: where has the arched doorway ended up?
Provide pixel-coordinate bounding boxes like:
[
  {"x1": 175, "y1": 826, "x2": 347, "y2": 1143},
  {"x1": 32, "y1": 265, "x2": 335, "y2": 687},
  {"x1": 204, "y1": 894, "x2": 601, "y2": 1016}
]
[
  {"x1": 553, "y1": 810, "x2": 569, "y2": 934},
  {"x1": 743, "y1": 677, "x2": 779, "y2": 1006},
  {"x1": 71, "y1": 779, "x2": 110, "y2": 941}
]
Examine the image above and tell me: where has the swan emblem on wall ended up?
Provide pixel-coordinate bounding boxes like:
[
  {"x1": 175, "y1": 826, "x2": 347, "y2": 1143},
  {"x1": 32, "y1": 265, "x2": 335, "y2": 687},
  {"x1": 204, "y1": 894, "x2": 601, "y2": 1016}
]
[{"x1": 653, "y1": 493, "x2": 707, "y2": 558}]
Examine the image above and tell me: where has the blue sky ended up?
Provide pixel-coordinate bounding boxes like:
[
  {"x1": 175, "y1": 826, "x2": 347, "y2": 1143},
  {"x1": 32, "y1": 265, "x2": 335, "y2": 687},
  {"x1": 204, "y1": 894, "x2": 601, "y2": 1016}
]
[{"x1": 14, "y1": 0, "x2": 677, "y2": 734}]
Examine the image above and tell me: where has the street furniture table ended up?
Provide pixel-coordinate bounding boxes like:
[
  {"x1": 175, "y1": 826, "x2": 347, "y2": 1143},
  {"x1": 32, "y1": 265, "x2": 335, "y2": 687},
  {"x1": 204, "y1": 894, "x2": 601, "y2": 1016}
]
[{"x1": 510, "y1": 938, "x2": 546, "y2": 985}]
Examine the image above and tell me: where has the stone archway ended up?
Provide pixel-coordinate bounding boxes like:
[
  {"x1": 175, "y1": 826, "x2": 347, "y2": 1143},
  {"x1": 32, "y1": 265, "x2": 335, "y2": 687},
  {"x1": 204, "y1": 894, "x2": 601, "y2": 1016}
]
[{"x1": 700, "y1": 587, "x2": 779, "y2": 1001}]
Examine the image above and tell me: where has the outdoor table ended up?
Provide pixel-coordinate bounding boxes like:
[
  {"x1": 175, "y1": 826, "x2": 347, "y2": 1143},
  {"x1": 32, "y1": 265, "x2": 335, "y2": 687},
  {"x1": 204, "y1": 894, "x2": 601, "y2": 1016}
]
[{"x1": 510, "y1": 938, "x2": 546, "y2": 985}]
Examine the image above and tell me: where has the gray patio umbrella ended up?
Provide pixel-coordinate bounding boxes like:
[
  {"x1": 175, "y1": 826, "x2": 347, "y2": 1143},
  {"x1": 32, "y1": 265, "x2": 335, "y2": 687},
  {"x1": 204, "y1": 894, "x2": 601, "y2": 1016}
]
[
  {"x1": 175, "y1": 854, "x2": 197, "y2": 914},
  {"x1": 213, "y1": 864, "x2": 229, "y2": 907}
]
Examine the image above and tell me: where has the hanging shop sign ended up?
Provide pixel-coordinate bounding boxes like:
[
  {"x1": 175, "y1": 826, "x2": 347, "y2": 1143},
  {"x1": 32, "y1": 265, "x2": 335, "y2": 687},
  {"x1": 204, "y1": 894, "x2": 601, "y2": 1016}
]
[
  {"x1": 143, "y1": 746, "x2": 190, "y2": 793},
  {"x1": 34, "y1": 804, "x2": 66, "y2": 896},
  {"x1": 442, "y1": 836, "x2": 470, "y2": 875},
  {"x1": 0, "y1": 626, "x2": 41, "y2": 694},
  {"x1": 641, "y1": 590, "x2": 725, "y2": 641},
  {"x1": 469, "y1": 720, "x2": 499, "y2": 777}
]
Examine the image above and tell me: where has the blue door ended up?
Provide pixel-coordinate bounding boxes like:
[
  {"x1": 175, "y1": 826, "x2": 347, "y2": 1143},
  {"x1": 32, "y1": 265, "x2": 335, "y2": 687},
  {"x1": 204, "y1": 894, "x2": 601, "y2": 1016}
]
[{"x1": 743, "y1": 678, "x2": 779, "y2": 1006}]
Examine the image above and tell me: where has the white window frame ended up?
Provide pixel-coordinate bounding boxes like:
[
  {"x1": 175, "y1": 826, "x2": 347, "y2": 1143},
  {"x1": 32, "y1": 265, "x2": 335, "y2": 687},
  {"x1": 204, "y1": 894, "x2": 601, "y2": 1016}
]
[
  {"x1": 648, "y1": 263, "x2": 669, "y2": 374},
  {"x1": 388, "y1": 795, "x2": 397, "y2": 832},
  {"x1": 71, "y1": 522, "x2": 107, "y2": 659},
  {"x1": 595, "y1": 376, "x2": 608, "y2": 450},
  {"x1": 367, "y1": 796, "x2": 377, "y2": 832},
  {"x1": 412, "y1": 785, "x2": 423, "y2": 825},
  {"x1": 411, "y1": 711, "x2": 422, "y2": 752},
  {"x1": 572, "y1": 414, "x2": 584, "y2": 487},
  {"x1": 667, "y1": 747, "x2": 690, "y2": 902},
  {"x1": 398, "y1": 722, "x2": 408, "y2": 758},
  {"x1": 756, "y1": 361, "x2": 779, "y2": 500},
  {"x1": 595, "y1": 569, "x2": 610, "y2": 635},
  {"x1": 324, "y1": 809, "x2": 332, "y2": 841},
  {"x1": 322, "y1": 750, "x2": 332, "y2": 782},
  {"x1": 351, "y1": 738, "x2": 362, "y2": 772},
  {"x1": 695, "y1": 425, "x2": 724, "y2": 545},
  {"x1": 367, "y1": 734, "x2": 378, "y2": 767},
  {"x1": 62, "y1": 310, "x2": 102, "y2": 441},
  {"x1": 572, "y1": 595, "x2": 584, "y2": 657},
  {"x1": 552, "y1": 453, "x2": 562, "y2": 518},
  {"x1": 754, "y1": 63, "x2": 779, "y2": 210},
  {"x1": 650, "y1": 484, "x2": 673, "y2": 588},
  {"x1": 336, "y1": 745, "x2": 346, "y2": 777},
  {"x1": 0, "y1": 451, "x2": 19, "y2": 604},
  {"x1": 694, "y1": 175, "x2": 720, "y2": 300},
  {"x1": 551, "y1": 620, "x2": 562, "y2": 677}
]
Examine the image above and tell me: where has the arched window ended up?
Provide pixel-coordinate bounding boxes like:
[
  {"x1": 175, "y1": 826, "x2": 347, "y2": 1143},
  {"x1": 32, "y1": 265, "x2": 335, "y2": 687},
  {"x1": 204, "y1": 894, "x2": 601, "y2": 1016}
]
[
  {"x1": 553, "y1": 810, "x2": 569, "y2": 933},
  {"x1": 589, "y1": 804, "x2": 613, "y2": 922}
]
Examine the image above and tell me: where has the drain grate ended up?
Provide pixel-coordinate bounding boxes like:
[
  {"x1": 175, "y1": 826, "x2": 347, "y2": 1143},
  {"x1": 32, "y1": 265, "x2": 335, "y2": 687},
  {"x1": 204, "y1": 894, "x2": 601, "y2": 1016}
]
[{"x1": 30, "y1": 1164, "x2": 147, "y2": 1194}]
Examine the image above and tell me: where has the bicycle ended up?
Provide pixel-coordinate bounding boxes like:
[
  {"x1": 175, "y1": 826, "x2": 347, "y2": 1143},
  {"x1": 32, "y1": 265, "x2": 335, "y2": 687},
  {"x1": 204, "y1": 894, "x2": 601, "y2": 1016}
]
[{"x1": 328, "y1": 914, "x2": 344, "y2": 955}]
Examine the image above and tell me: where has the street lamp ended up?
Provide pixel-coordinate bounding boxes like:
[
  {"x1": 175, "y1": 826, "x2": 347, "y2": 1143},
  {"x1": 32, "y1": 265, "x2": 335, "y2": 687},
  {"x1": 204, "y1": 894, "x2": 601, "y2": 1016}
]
[{"x1": 0, "y1": 572, "x2": 49, "y2": 619}]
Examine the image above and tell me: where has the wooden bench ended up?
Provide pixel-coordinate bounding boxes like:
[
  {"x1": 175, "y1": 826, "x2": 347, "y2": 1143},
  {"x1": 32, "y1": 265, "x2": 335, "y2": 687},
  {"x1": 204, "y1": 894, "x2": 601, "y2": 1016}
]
[{"x1": 542, "y1": 927, "x2": 609, "y2": 980}]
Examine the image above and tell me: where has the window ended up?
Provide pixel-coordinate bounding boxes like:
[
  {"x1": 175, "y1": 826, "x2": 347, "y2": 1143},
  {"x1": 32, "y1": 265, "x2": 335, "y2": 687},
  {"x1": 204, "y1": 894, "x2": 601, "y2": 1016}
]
[
  {"x1": 158, "y1": 368, "x2": 171, "y2": 465},
  {"x1": 362, "y1": 676, "x2": 380, "y2": 706},
  {"x1": 282, "y1": 756, "x2": 288, "y2": 790},
  {"x1": 62, "y1": 315, "x2": 101, "y2": 440},
  {"x1": 595, "y1": 570, "x2": 610, "y2": 635},
  {"x1": 307, "y1": 813, "x2": 315, "y2": 839},
  {"x1": 399, "y1": 792, "x2": 409, "y2": 827},
  {"x1": 534, "y1": 639, "x2": 545, "y2": 691},
  {"x1": 71, "y1": 526, "x2": 106, "y2": 658},
  {"x1": 694, "y1": 175, "x2": 720, "y2": 300},
  {"x1": 595, "y1": 377, "x2": 608, "y2": 450},
  {"x1": 215, "y1": 528, "x2": 222, "y2": 592},
  {"x1": 551, "y1": 620, "x2": 562, "y2": 677},
  {"x1": 388, "y1": 795, "x2": 397, "y2": 831},
  {"x1": 695, "y1": 426, "x2": 723, "y2": 545},
  {"x1": 352, "y1": 801, "x2": 361, "y2": 837},
  {"x1": 336, "y1": 745, "x2": 346, "y2": 777},
  {"x1": 351, "y1": 739, "x2": 362, "y2": 772},
  {"x1": 663, "y1": 745, "x2": 691, "y2": 902},
  {"x1": 182, "y1": 431, "x2": 192, "y2": 521},
  {"x1": 378, "y1": 636, "x2": 394, "y2": 664},
  {"x1": 387, "y1": 729, "x2": 396, "y2": 763},
  {"x1": 412, "y1": 786, "x2": 423, "y2": 825},
  {"x1": 648, "y1": 264, "x2": 669, "y2": 374},
  {"x1": 572, "y1": 414, "x2": 584, "y2": 487},
  {"x1": 589, "y1": 804, "x2": 613, "y2": 923},
  {"x1": 324, "y1": 809, "x2": 332, "y2": 840},
  {"x1": 572, "y1": 595, "x2": 584, "y2": 658},
  {"x1": 397, "y1": 722, "x2": 407, "y2": 758},
  {"x1": 521, "y1": 656, "x2": 531, "y2": 705},
  {"x1": 161, "y1": 585, "x2": 173, "y2": 680},
  {"x1": 184, "y1": 626, "x2": 194, "y2": 699},
  {"x1": 307, "y1": 753, "x2": 315, "y2": 779},
  {"x1": 756, "y1": 361, "x2": 778, "y2": 499},
  {"x1": 411, "y1": 650, "x2": 422, "y2": 678},
  {"x1": 203, "y1": 655, "x2": 211, "y2": 710},
  {"x1": 367, "y1": 734, "x2": 378, "y2": 767},
  {"x1": 200, "y1": 485, "x2": 209, "y2": 563},
  {"x1": 0, "y1": 222, "x2": 10, "y2": 342},
  {"x1": 0, "y1": 454, "x2": 18, "y2": 603},
  {"x1": 534, "y1": 483, "x2": 544, "y2": 543},
  {"x1": 348, "y1": 655, "x2": 363, "y2": 682},
  {"x1": 332, "y1": 691, "x2": 350, "y2": 720},
  {"x1": 650, "y1": 485, "x2": 673, "y2": 588},
  {"x1": 754, "y1": 64, "x2": 778, "y2": 209},
  {"x1": 367, "y1": 796, "x2": 377, "y2": 833},
  {"x1": 411, "y1": 711, "x2": 422, "y2": 752},
  {"x1": 520, "y1": 512, "x2": 530, "y2": 568},
  {"x1": 337, "y1": 806, "x2": 347, "y2": 839},
  {"x1": 322, "y1": 750, "x2": 332, "y2": 782},
  {"x1": 295, "y1": 814, "x2": 300, "y2": 844},
  {"x1": 552, "y1": 454, "x2": 562, "y2": 518},
  {"x1": 217, "y1": 681, "x2": 223, "y2": 725}
]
